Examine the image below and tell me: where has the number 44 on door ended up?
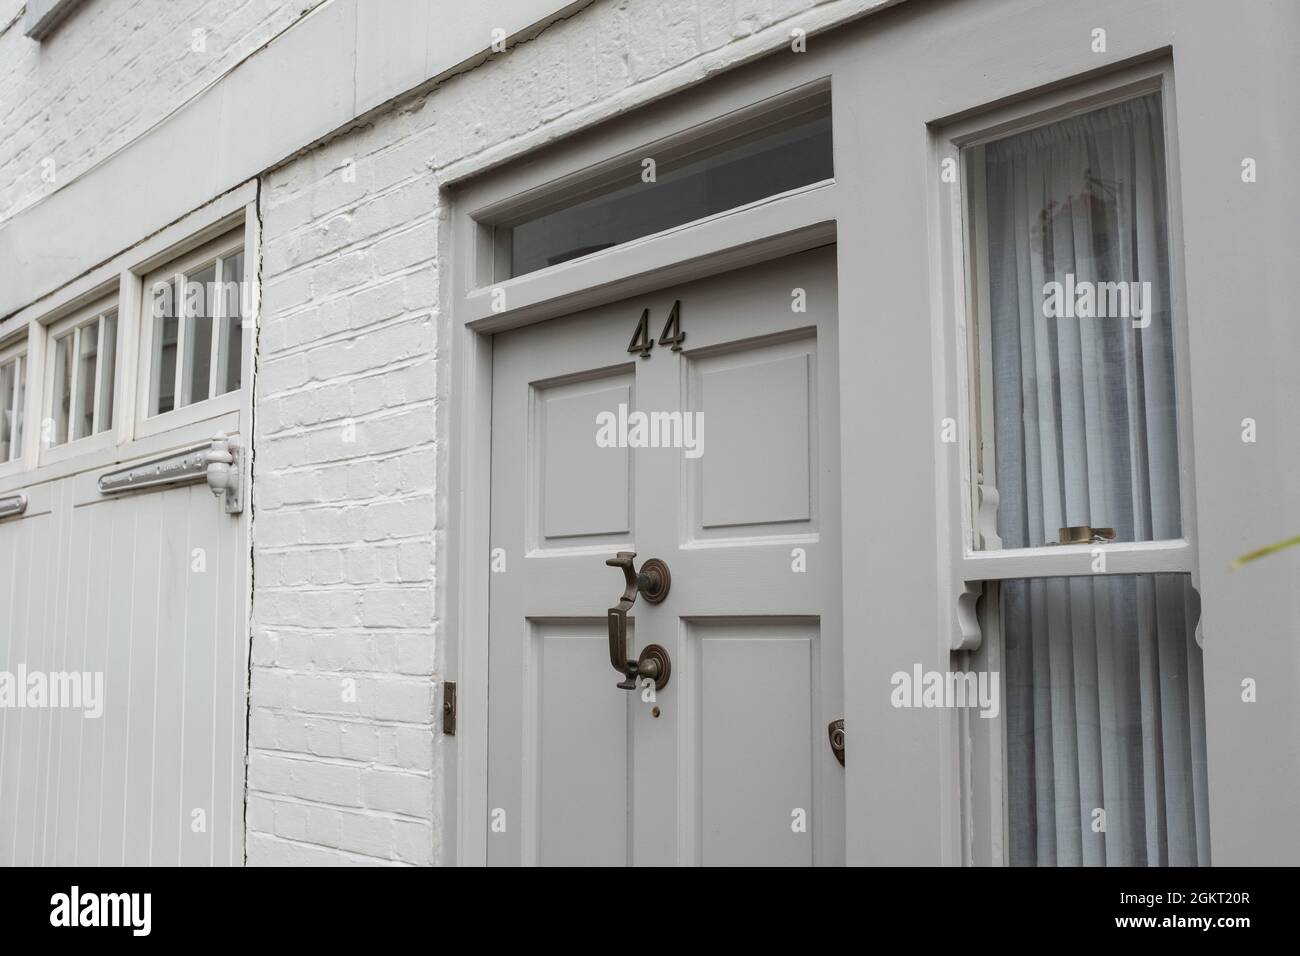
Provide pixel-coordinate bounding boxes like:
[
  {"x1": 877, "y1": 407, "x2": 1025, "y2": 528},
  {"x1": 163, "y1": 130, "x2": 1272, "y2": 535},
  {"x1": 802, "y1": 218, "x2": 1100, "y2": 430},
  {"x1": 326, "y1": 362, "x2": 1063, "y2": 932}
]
[{"x1": 627, "y1": 300, "x2": 684, "y2": 358}]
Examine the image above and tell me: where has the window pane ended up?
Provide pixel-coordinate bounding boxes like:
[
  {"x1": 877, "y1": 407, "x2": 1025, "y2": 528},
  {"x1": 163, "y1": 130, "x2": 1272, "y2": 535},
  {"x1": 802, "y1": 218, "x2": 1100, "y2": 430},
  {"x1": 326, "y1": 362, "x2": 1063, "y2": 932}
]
[
  {"x1": 151, "y1": 279, "x2": 179, "y2": 415},
  {"x1": 218, "y1": 252, "x2": 243, "y2": 395},
  {"x1": 98, "y1": 311, "x2": 117, "y2": 432},
  {"x1": 13, "y1": 356, "x2": 23, "y2": 455},
  {"x1": 0, "y1": 358, "x2": 15, "y2": 461},
  {"x1": 1002, "y1": 573, "x2": 1208, "y2": 866},
  {"x1": 967, "y1": 93, "x2": 1179, "y2": 548},
  {"x1": 73, "y1": 319, "x2": 98, "y2": 440},
  {"x1": 181, "y1": 263, "x2": 216, "y2": 408},
  {"x1": 51, "y1": 332, "x2": 72, "y2": 445},
  {"x1": 506, "y1": 106, "x2": 833, "y2": 277}
]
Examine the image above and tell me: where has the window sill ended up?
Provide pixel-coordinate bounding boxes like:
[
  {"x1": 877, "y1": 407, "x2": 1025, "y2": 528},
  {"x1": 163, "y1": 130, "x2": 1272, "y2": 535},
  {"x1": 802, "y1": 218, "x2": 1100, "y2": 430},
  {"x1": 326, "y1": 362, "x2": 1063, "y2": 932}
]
[
  {"x1": 960, "y1": 538, "x2": 1194, "y2": 581},
  {"x1": 39, "y1": 428, "x2": 117, "y2": 468},
  {"x1": 0, "y1": 409, "x2": 240, "y2": 498},
  {"x1": 134, "y1": 390, "x2": 241, "y2": 441}
]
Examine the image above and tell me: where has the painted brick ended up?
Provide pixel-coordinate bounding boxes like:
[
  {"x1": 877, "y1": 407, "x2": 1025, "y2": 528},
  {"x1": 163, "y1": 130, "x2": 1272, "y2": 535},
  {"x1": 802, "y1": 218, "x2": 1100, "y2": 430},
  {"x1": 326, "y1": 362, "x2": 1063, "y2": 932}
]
[{"x1": 0, "y1": 0, "x2": 331, "y2": 222}]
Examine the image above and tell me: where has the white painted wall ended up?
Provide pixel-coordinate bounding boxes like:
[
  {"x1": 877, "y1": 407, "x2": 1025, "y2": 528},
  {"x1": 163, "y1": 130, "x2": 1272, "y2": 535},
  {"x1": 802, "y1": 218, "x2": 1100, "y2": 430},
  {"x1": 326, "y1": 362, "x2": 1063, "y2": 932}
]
[
  {"x1": 0, "y1": 0, "x2": 597, "y2": 321},
  {"x1": 2, "y1": 0, "x2": 1296, "y2": 867},
  {"x1": 0, "y1": 0, "x2": 328, "y2": 224}
]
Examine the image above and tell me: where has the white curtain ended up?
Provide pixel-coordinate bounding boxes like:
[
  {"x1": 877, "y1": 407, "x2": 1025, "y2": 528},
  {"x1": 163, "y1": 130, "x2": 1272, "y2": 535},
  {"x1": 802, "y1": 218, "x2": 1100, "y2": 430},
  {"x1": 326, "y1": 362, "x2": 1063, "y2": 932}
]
[{"x1": 980, "y1": 94, "x2": 1211, "y2": 865}]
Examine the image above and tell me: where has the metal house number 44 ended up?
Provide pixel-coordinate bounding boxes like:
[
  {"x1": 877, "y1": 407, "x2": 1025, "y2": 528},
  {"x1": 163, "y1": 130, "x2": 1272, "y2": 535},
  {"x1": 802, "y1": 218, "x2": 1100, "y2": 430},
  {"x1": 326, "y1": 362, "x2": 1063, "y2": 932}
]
[{"x1": 627, "y1": 300, "x2": 684, "y2": 358}]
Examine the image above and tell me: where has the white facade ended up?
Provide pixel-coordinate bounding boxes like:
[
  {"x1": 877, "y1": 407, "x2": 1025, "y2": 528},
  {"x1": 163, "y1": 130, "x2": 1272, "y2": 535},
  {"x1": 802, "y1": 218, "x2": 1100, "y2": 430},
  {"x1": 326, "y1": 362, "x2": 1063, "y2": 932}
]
[{"x1": 1, "y1": 0, "x2": 1297, "y2": 866}]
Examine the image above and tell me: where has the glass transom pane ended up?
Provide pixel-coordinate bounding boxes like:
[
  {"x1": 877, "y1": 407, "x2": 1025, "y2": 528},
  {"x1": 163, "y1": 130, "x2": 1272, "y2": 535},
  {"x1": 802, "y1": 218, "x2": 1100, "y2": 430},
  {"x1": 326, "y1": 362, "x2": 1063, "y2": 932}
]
[
  {"x1": 0, "y1": 356, "x2": 19, "y2": 462},
  {"x1": 98, "y1": 311, "x2": 117, "y2": 432},
  {"x1": 50, "y1": 331, "x2": 73, "y2": 446},
  {"x1": 966, "y1": 93, "x2": 1180, "y2": 549},
  {"x1": 150, "y1": 279, "x2": 179, "y2": 416},
  {"x1": 181, "y1": 263, "x2": 217, "y2": 409},
  {"x1": 73, "y1": 319, "x2": 99, "y2": 440},
  {"x1": 218, "y1": 252, "x2": 244, "y2": 396},
  {"x1": 505, "y1": 106, "x2": 833, "y2": 278},
  {"x1": 148, "y1": 250, "x2": 242, "y2": 418}
]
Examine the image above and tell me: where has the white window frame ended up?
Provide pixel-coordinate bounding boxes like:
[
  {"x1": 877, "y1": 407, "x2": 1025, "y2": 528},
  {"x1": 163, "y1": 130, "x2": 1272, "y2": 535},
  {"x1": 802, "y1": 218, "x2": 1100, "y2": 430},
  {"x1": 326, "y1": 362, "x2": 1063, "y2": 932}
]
[
  {"x1": 0, "y1": 183, "x2": 256, "y2": 498},
  {"x1": 38, "y1": 295, "x2": 120, "y2": 466},
  {"x1": 0, "y1": 335, "x2": 28, "y2": 478},
  {"x1": 932, "y1": 59, "x2": 1201, "y2": 864},
  {"x1": 134, "y1": 229, "x2": 247, "y2": 441}
]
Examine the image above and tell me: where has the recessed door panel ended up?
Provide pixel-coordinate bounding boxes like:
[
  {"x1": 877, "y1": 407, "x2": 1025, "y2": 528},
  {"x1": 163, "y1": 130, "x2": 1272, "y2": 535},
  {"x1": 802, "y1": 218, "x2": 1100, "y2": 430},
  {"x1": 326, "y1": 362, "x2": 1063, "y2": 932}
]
[
  {"x1": 694, "y1": 620, "x2": 817, "y2": 867},
  {"x1": 687, "y1": 335, "x2": 818, "y2": 539},
  {"x1": 532, "y1": 623, "x2": 629, "y2": 866},
  {"x1": 536, "y1": 373, "x2": 633, "y2": 545}
]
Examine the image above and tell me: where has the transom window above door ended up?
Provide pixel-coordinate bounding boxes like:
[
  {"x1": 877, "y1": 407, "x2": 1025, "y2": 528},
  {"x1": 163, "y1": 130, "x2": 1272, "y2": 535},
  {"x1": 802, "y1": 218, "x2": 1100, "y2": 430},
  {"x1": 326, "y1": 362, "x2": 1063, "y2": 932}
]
[
  {"x1": 476, "y1": 84, "x2": 833, "y2": 281},
  {"x1": 142, "y1": 232, "x2": 245, "y2": 423},
  {"x1": 44, "y1": 301, "x2": 118, "y2": 449}
]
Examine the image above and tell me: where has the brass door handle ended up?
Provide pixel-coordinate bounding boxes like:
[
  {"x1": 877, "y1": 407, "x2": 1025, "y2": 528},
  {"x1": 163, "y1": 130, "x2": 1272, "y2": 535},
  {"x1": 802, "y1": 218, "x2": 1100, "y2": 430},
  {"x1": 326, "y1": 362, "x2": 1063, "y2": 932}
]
[{"x1": 606, "y1": 552, "x2": 671, "y2": 690}]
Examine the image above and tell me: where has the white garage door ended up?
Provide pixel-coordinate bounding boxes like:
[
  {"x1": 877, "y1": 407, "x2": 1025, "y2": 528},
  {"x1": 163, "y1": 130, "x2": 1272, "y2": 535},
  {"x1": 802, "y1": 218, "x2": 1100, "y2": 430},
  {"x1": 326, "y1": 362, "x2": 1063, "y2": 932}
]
[{"x1": 0, "y1": 226, "x2": 251, "y2": 865}]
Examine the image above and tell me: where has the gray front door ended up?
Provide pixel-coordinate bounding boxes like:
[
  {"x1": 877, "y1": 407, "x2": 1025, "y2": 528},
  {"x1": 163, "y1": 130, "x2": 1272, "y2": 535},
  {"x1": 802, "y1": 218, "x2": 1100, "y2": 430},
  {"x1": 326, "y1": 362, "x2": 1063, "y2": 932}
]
[{"x1": 488, "y1": 245, "x2": 843, "y2": 865}]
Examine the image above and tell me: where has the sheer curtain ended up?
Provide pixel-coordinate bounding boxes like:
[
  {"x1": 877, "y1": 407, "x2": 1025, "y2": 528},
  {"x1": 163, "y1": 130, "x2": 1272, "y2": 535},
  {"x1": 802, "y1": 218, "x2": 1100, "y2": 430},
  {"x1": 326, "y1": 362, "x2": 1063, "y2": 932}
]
[{"x1": 978, "y1": 93, "x2": 1211, "y2": 865}]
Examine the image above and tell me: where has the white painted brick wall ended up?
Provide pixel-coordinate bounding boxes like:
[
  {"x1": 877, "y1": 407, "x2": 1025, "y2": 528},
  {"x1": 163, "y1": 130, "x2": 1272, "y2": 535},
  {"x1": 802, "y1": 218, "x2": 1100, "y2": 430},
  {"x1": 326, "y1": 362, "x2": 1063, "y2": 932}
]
[
  {"x1": 0, "y1": 0, "x2": 328, "y2": 223},
  {"x1": 248, "y1": 0, "x2": 863, "y2": 865},
  {"x1": 250, "y1": 94, "x2": 443, "y2": 865}
]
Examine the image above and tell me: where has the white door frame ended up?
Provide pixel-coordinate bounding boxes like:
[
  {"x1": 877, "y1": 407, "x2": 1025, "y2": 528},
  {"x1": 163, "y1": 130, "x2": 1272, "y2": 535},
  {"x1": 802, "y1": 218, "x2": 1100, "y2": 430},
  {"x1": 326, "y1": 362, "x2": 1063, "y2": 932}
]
[{"x1": 444, "y1": 49, "x2": 842, "y2": 866}]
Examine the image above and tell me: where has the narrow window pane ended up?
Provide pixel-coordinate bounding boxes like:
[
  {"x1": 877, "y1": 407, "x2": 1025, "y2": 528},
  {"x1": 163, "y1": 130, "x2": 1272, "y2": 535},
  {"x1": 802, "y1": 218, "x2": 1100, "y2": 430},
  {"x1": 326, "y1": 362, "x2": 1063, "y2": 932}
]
[
  {"x1": 181, "y1": 263, "x2": 216, "y2": 408},
  {"x1": 73, "y1": 318, "x2": 99, "y2": 440},
  {"x1": 13, "y1": 356, "x2": 23, "y2": 454},
  {"x1": 506, "y1": 106, "x2": 833, "y2": 277},
  {"x1": 51, "y1": 332, "x2": 73, "y2": 446},
  {"x1": 219, "y1": 252, "x2": 244, "y2": 395},
  {"x1": 98, "y1": 311, "x2": 117, "y2": 432},
  {"x1": 966, "y1": 93, "x2": 1179, "y2": 548},
  {"x1": 1002, "y1": 573, "x2": 1208, "y2": 866},
  {"x1": 151, "y1": 279, "x2": 178, "y2": 415},
  {"x1": 0, "y1": 359, "x2": 14, "y2": 461}
]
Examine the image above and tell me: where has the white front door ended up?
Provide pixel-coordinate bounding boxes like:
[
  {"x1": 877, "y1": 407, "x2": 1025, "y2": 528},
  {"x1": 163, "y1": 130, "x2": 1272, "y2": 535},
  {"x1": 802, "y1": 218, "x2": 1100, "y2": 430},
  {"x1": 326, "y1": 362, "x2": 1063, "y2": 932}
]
[{"x1": 488, "y1": 245, "x2": 843, "y2": 865}]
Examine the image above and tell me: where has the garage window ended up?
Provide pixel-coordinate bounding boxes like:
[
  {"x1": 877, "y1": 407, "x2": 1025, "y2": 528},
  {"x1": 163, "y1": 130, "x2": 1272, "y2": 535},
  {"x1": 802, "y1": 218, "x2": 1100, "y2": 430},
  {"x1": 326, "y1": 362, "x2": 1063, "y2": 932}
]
[
  {"x1": 144, "y1": 236, "x2": 244, "y2": 419},
  {"x1": 45, "y1": 306, "x2": 117, "y2": 447},
  {"x1": 0, "y1": 345, "x2": 24, "y2": 463},
  {"x1": 956, "y1": 87, "x2": 1207, "y2": 865}
]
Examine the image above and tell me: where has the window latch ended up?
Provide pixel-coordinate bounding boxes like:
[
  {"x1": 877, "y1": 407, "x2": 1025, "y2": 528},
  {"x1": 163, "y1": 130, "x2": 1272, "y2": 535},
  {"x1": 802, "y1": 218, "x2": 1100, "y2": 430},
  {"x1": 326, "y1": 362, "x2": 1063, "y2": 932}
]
[{"x1": 1056, "y1": 525, "x2": 1116, "y2": 545}]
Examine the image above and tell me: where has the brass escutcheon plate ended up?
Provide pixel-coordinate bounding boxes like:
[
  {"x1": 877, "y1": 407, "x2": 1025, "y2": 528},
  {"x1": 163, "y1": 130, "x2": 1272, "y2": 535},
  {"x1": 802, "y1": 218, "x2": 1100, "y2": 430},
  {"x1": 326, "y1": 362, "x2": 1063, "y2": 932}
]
[
  {"x1": 638, "y1": 643, "x2": 671, "y2": 690},
  {"x1": 639, "y1": 558, "x2": 671, "y2": 604}
]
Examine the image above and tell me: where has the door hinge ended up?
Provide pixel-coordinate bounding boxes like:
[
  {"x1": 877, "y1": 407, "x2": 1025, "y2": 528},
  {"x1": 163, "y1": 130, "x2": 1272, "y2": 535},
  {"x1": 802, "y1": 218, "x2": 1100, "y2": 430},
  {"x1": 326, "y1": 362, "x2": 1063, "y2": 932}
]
[
  {"x1": 205, "y1": 432, "x2": 243, "y2": 515},
  {"x1": 442, "y1": 681, "x2": 456, "y2": 736}
]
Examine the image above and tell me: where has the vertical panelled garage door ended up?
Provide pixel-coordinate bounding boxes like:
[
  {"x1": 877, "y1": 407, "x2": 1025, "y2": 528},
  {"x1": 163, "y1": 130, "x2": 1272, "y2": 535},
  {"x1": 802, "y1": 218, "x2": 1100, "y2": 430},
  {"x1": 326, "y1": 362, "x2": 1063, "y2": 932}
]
[
  {"x1": 0, "y1": 471, "x2": 247, "y2": 865},
  {"x1": 0, "y1": 221, "x2": 253, "y2": 866}
]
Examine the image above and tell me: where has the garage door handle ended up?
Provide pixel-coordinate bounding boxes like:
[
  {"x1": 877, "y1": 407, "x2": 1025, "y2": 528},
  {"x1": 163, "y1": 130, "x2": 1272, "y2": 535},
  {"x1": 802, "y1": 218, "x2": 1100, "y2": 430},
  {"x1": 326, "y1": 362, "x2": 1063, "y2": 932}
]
[{"x1": 605, "y1": 552, "x2": 671, "y2": 691}]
